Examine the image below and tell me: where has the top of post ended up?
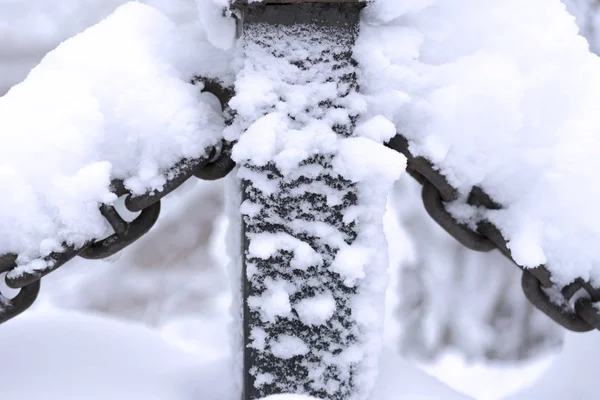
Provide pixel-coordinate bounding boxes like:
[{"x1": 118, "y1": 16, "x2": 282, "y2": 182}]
[
  {"x1": 229, "y1": 0, "x2": 366, "y2": 27},
  {"x1": 230, "y1": 0, "x2": 367, "y2": 9},
  {"x1": 232, "y1": 0, "x2": 365, "y2": 4}
]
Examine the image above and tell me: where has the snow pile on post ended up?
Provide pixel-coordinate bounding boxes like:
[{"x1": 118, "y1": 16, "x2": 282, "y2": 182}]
[
  {"x1": 357, "y1": 0, "x2": 600, "y2": 287},
  {"x1": 0, "y1": 3, "x2": 224, "y2": 269}
]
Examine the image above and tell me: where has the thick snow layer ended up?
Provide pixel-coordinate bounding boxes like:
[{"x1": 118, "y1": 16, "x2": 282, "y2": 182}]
[
  {"x1": 357, "y1": 0, "x2": 600, "y2": 287},
  {"x1": 0, "y1": 0, "x2": 235, "y2": 95},
  {"x1": 0, "y1": 3, "x2": 225, "y2": 269},
  {"x1": 0, "y1": 311, "x2": 469, "y2": 400}
]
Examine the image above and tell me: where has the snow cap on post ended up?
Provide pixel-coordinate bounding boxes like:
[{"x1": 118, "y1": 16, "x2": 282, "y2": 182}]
[
  {"x1": 229, "y1": 0, "x2": 368, "y2": 14},
  {"x1": 230, "y1": 0, "x2": 367, "y2": 28},
  {"x1": 231, "y1": 0, "x2": 365, "y2": 4}
]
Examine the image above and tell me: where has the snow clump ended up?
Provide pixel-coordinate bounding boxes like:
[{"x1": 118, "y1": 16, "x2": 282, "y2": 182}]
[
  {"x1": 358, "y1": 0, "x2": 600, "y2": 287},
  {"x1": 0, "y1": 2, "x2": 225, "y2": 270}
]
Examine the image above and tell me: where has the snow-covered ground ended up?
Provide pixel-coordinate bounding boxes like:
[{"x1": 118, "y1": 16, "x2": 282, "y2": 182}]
[
  {"x1": 0, "y1": 310, "x2": 471, "y2": 400},
  {"x1": 1, "y1": 308, "x2": 598, "y2": 400}
]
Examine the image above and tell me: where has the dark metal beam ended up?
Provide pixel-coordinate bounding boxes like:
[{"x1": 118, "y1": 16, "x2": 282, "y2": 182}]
[{"x1": 236, "y1": 1, "x2": 365, "y2": 399}]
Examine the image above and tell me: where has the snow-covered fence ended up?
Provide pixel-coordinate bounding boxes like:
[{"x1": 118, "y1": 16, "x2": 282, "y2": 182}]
[{"x1": 4, "y1": 1, "x2": 600, "y2": 400}]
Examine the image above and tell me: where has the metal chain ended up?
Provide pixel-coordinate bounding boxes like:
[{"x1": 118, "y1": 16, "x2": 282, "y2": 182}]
[
  {"x1": 0, "y1": 80, "x2": 236, "y2": 325},
  {"x1": 387, "y1": 133, "x2": 600, "y2": 332},
  {"x1": 9, "y1": 82, "x2": 599, "y2": 334}
]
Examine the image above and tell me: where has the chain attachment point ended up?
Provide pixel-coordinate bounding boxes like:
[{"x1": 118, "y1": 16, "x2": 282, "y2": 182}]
[
  {"x1": 194, "y1": 141, "x2": 236, "y2": 181},
  {"x1": 387, "y1": 134, "x2": 457, "y2": 202}
]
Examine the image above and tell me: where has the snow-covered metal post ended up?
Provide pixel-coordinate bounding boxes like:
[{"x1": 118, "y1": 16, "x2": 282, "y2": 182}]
[{"x1": 227, "y1": 1, "x2": 392, "y2": 399}]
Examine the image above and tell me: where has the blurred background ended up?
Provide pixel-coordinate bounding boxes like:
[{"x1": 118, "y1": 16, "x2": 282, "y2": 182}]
[{"x1": 1, "y1": 0, "x2": 598, "y2": 398}]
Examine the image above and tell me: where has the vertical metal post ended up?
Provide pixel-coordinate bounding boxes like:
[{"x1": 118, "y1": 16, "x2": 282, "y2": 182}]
[{"x1": 233, "y1": 1, "x2": 366, "y2": 399}]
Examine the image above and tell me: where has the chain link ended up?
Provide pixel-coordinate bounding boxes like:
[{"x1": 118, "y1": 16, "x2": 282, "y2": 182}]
[
  {"x1": 0, "y1": 256, "x2": 40, "y2": 324},
  {"x1": 0, "y1": 80, "x2": 236, "y2": 325},
  {"x1": 387, "y1": 133, "x2": 600, "y2": 332},
  {"x1": 421, "y1": 181, "x2": 496, "y2": 252}
]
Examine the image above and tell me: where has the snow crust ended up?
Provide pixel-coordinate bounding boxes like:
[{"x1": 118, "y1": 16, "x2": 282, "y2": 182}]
[
  {"x1": 0, "y1": 3, "x2": 224, "y2": 270},
  {"x1": 357, "y1": 0, "x2": 600, "y2": 287}
]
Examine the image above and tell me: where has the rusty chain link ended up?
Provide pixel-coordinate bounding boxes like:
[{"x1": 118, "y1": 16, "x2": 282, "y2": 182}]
[
  {"x1": 387, "y1": 133, "x2": 600, "y2": 333},
  {"x1": 0, "y1": 80, "x2": 236, "y2": 325}
]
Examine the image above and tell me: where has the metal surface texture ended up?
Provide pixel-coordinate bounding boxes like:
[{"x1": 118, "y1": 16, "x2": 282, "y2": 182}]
[
  {"x1": 237, "y1": 1, "x2": 365, "y2": 399},
  {"x1": 386, "y1": 132, "x2": 600, "y2": 332},
  {"x1": 0, "y1": 82, "x2": 236, "y2": 325}
]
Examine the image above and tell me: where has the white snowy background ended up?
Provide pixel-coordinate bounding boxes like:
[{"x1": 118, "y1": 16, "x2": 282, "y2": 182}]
[{"x1": 2, "y1": 0, "x2": 600, "y2": 399}]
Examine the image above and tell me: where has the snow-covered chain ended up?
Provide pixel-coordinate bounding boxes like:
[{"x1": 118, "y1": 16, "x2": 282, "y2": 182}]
[
  {"x1": 0, "y1": 3, "x2": 234, "y2": 324},
  {"x1": 386, "y1": 133, "x2": 600, "y2": 332},
  {"x1": 356, "y1": 0, "x2": 600, "y2": 291}
]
